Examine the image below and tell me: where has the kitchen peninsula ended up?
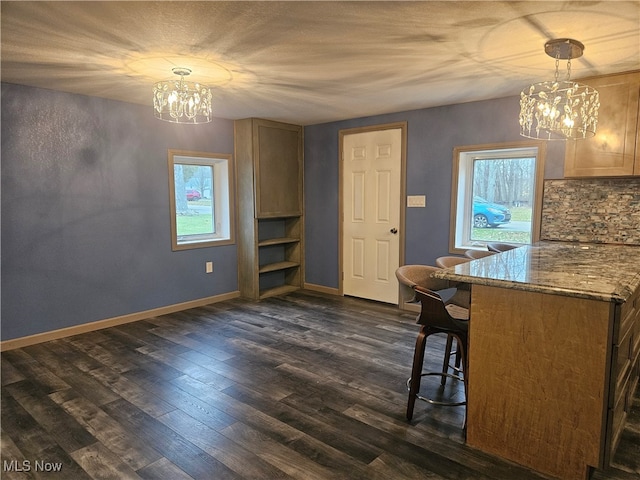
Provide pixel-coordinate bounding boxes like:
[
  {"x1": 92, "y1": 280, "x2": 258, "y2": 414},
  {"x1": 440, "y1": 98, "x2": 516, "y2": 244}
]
[{"x1": 434, "y1": 242, "x2": 640, "y2": 480}]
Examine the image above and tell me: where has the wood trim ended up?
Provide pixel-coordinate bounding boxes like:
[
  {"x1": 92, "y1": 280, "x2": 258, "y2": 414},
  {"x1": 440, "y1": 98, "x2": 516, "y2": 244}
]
[
  {"x1": 301, "y1": 283, "x2": 414, "y2": 305},
  {"x1": 448, "y1": 145, "x2": 462, "y2": 253},
  {"x1": 0, "y1": 291, "x2": 241, "y2": 352},
  {"x1": 303, "y1": 283, "x2": 340, "y2": 296},
  {"x1": 338, "y1": 121, "x2": 408, "y2": 300}
]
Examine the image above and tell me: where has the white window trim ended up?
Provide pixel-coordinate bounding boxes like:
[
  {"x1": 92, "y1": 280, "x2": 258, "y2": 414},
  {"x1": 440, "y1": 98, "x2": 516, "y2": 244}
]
[
  {"x1": 449, "y1": 141, "x2": 546, "y2": 254},
  {"x1": 168, "y1": 149, "x2": 235, "y2": 251}
]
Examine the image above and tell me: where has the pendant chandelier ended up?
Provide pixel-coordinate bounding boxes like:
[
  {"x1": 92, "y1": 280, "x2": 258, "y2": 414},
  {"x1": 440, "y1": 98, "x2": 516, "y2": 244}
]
[
  {"x1": 519, "y1": 39, "x2": 599, "y2": 140},
  {"x1": 153, "y1": 67, "x2": 213, "y2": 124}
]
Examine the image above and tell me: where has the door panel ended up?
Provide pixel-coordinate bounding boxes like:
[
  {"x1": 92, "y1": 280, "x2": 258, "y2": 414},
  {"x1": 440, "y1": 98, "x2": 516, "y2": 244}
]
[
  {"x1": 351, "y1": 238, "x2": 365, "y2": 278},
  {"x1": 342, "y1": 128, "x2": 402, "y2": 304},
  {"x1": 375, "y1": 240, "x2": 391, "y2": 281},
  {"x1": 352, "y1": 172, "x2": 366, "y2": 221},
  {"x1": 376, "y1": 170, "x2": 391, "y2": 222}
]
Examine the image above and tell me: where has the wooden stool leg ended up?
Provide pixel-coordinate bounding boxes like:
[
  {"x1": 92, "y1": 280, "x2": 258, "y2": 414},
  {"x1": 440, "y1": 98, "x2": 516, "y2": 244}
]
[
  {"x1": 461, "y1": 342, "x2": 468, "y2": 432},
  {"x1": 441, "y1": 334, "x2": 454, "y2": 386},
  {"x1": 407, "y1": 327, "x2": 428, "y2": 421}
]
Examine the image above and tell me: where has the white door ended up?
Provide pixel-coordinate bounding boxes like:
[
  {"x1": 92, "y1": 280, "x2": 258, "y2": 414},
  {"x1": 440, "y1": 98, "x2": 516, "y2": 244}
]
[{"x1": 342, "y1": 128, "x2": 402, "y2": 304}]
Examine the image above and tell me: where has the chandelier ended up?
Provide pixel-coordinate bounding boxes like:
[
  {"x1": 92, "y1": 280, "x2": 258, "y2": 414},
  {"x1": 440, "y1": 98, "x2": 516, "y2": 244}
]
[
  {"x1": 153, "y1": 67, "x2": 213, "y2": 124},
  {"x1": 519, "y1": 39, "x2": 599, "y2": 140}
]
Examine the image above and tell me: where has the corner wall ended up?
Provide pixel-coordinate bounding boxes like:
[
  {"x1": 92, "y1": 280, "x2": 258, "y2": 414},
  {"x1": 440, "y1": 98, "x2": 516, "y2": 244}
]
[{"x1": 1, "y1": 83, "x2": 238, "y2": 341}]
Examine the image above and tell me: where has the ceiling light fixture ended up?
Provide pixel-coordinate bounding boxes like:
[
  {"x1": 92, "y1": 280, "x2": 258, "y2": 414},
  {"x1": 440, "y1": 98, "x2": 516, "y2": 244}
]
[
  {"x1": 153, "y1": 67, "x2": 213, "y2": 124},
  {"x1": 519, "y1": 38, "x2": 599, "y2": 140}
]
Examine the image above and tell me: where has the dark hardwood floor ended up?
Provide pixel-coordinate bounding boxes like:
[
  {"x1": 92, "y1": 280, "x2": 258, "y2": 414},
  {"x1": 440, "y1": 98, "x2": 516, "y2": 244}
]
[{"x1": 2, "y1": 290, "x2": 639, "y2": 479}]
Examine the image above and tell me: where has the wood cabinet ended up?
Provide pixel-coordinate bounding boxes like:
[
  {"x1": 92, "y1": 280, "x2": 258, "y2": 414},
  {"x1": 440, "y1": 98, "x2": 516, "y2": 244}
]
[
  {"x1": 467, "y1": 283, "x2": 640, "y2": 480},
  {"x1": 607, "y1": 284, "x2": 640, "y2": 465},
  {"x1": 235, "y1": 118, "x2": 304, "y2": 300},
  {"x1": 564, "y1": 71, "x2": 640, "y2": 177}
]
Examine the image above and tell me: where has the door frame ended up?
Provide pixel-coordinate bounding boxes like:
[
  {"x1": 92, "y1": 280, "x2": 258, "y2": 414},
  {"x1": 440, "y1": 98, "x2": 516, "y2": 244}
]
[{"x1": 338, "y1": 121, "x2": 408, "y2": 301}]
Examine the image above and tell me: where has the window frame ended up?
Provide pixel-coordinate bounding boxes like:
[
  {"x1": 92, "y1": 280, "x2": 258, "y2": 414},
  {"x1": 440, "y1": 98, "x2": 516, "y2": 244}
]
[
  {"x1": 448, "y1": 141, "x2": 546, "y2": 254},
  {"x1": 168, "y1": 149, "x2": 235, "y2": 251}
]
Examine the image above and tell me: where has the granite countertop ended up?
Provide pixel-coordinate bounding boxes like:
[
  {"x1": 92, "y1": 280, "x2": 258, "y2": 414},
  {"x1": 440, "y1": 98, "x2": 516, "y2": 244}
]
[{"x1": 433, "y1": 241, "x2": 640, "y2": 303}]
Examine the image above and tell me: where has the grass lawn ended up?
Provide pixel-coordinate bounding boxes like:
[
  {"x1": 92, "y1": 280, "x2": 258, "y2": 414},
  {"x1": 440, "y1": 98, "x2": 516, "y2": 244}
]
[
  {"x1": 177, "y1": 215, "x2": 213, "y2": 236},
  {"x1": 471, "y1": 228, "x2": 530, "y2": 243},
  {"x1": 509, "y1": 206, "x2": 532, "y2": 222}
]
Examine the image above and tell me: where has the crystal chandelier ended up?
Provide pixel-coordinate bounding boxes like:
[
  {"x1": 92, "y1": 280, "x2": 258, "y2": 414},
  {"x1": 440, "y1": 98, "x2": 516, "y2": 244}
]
[
  {"x1": 153, "y1": 67, "x2": 213, "y2": 124},
  {"x1": 519, "y1": 39, "x2": 599, "y2": 140}
]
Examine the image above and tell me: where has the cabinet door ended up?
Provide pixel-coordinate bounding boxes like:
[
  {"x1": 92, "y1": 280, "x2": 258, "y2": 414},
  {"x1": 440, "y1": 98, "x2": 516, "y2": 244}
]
[
  {"x1": 254, "y1": 120, "x2": 303, "y2": 217},
  {"x1": 564, "y1": 72, "x2": 639, "y2": 177}
]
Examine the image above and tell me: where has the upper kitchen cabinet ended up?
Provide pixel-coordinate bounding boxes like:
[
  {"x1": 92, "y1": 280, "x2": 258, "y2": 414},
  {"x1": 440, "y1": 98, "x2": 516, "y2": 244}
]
[{"x1": 564, "y1": 71, "x2": 640, "y2": 177}]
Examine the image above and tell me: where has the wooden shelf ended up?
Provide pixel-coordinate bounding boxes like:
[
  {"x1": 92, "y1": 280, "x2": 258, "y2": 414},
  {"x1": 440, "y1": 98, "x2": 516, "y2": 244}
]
[
  {"x1": 259, "y1": 261, "x2": 300, "y2": 274},
  {"x1": 259, "y1": 284, "x2": 300, "y2": 299},
  {"x1": 258, "y1": 237, "x2": 300, "y2": 247}
]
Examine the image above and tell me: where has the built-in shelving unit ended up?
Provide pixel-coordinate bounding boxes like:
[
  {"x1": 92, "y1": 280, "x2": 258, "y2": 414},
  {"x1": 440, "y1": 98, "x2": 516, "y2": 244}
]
[{"x1": 235, "y1": 118, "x2": 304, "y2": 300}]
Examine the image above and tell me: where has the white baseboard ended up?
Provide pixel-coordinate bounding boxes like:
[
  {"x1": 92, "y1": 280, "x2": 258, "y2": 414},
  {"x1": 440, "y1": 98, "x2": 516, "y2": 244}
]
[{"x1": 0, "y1": 291, "x2": 241, "y2": 351}]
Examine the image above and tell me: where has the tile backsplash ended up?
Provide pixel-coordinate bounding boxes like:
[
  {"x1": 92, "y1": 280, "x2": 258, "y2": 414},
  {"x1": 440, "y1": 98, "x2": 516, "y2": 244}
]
[{"x1": 541, "y1": 178, "x2": 640, "y2": 245}]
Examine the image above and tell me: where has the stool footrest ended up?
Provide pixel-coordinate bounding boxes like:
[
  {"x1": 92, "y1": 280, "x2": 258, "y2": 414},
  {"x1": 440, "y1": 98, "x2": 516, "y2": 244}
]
[{"x1": 406, "y1": 373, "x2": 466, "y2": 407}]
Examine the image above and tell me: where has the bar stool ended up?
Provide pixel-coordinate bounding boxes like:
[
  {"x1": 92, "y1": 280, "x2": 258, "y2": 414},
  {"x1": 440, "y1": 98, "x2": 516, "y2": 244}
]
[
  {"x1": 487, "y1": 242, "x2": 517, "y2": 253},
  {"x1": 434, "y1": 256, "x2": 470, "y2": 378},
  {"x1": 395, "y1": 264, "x2": 456, "y2": 306},
  {"x1": 435, "y1": 256, "x2": 470, "y2": 269},
  {"x1": 396, "y1": 265, "x2": 460, "y2": 384},
  {"x1": 406, "y1": 285, "x2": 469, "y2": 422},
  {"x1": 464, "y1": 249, "x2": 495, "y2": 259}
]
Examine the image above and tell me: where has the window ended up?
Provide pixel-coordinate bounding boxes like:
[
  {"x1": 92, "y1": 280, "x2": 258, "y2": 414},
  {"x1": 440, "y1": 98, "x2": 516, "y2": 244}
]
[
  {"x1": 449, "y1": 142, "x2": 546, "y2": 253},
  {"x1": 168, "y1": 150, "x2": 234, "y2": 250}
]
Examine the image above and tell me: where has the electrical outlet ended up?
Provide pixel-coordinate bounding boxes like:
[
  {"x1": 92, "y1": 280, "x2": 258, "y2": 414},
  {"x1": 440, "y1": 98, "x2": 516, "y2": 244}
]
[{"x1": 205, "y1": 261, "x2": 213, "y2": 273}]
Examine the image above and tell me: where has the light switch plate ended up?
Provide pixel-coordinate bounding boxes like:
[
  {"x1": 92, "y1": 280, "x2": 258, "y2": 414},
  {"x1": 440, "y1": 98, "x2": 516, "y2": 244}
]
[{"x1": 407, "y1": 195, "x2": 426, "y2": 207}]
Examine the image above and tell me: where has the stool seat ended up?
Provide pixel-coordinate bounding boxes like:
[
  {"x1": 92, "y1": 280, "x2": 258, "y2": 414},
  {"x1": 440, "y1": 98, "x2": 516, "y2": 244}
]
[
  {"x1": 395, "y1": 264, "x2": 453, "y2": 305},
  {"x1": 464, "y1": 249, "x2": 495, "y2": 259},
  {"x1": 435, "y1": 256, "x2": 470, "y2": 269}
]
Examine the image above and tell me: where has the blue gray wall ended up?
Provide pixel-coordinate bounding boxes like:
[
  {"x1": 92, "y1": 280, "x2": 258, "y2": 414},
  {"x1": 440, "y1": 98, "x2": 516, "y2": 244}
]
[
  {"x1": 2, "y1": 82, "x2": 568, "y2": 341},
  {"x1": 2, "y1": 83, "x2": 237, "y2": 340},
  {"x1": 303, "y1": 97, "x2": 566, "y2": 288}
]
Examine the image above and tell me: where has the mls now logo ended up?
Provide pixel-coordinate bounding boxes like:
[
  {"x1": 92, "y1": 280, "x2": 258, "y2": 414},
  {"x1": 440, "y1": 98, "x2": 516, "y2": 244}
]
[{"x1": 3, "y1": 460, "x2": 63, "y2": 472}]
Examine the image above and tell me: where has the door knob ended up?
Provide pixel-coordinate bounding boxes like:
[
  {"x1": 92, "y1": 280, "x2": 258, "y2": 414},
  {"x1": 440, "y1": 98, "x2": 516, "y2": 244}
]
[{"x1": 390, "y1": 228, "x2": 398, "y2": 234}]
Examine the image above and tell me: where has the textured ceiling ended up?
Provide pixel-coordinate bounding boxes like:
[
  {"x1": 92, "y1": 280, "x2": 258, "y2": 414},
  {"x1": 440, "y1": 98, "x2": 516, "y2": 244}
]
[{"x1": 1, "y1": 1, "x2": 639, "y2": 125}]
